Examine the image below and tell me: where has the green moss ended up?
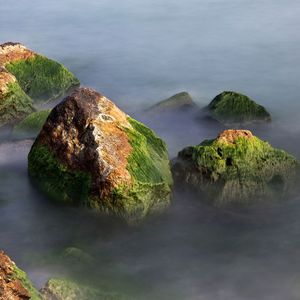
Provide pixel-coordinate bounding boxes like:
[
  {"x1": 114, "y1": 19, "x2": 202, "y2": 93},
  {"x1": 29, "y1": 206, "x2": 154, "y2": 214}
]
[
  {"x1": 6, "y1": 55, "x2": 80, "y2": 103},
  {"x1": 41, "y1": 278, "x2": 128, "y2": 300},
  {"x1": 126, "y1": 117, "x2": 172, "y2": 184},
  {"x1": 176, "y1": 135, "x2": 299, "y2": 205},
  {"x1": 117, "y1": 117, "x2": 172, "y2": 220},
  {"x1": 12, "y1": 265, "x2": 41, "y2": 300},
  {"x1": 208, "y1": 91, "x2": 271, "y2": 124},
  {"x1": 0, "y1": 82, "x2": 34, "y2": 127},
  {"x1": 87, "y1": 117, "x2": 173, "y2": 222},
  {"x1": 13, "y1": 109, "x2": 51, "y2": 137},
  {"x1": 28, "y1": 144, "x2": 91, "y2": 204}
]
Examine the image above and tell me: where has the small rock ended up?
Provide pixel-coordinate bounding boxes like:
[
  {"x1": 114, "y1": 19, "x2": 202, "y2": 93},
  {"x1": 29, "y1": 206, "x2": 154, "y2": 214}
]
[{"x1": 172, "y1": 129, "x2": 299, "y2": 205}]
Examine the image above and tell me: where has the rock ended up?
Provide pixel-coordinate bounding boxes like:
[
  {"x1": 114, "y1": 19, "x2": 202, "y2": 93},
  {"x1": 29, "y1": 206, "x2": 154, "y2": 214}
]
[
  {"x1": 61, "y1": 247, "x2": 93, "y2": 264},
  {"x1": 0, "y1": 250, "x2": 40, "y2": 299},
  {"x1": 1, "y1": 42, "x2": 79, "y2": 103},
  {"x1": 146, "y1": 91, "x2": 197, "y2": 113},
  {"x1": 40, "y1": 278, "x2": 127, "y2": 300},
  {"x1": 0, "y1": 42, "x2": 79, "y2": 128},
  {"x1": 172, "y1": 129, "x2": 299, "y2": 206},
  {"x1": 28, "y1": 88, "x2": 173, "y2": 222},
  {"x1": 13, "y1": 109, "x2": 51, "y2": 138},
  {"x1": 0, "y1": 67, "x2": 34, "y2": 128},
  {"x1": 207, "y1": 91, "x2": 271, "y2": 125}
]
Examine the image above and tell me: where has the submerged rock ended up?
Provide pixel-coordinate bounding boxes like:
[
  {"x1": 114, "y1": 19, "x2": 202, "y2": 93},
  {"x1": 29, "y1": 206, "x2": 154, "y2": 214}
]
[
  {"x1": 172, "y1": 129, "x2": 299, "y2": 206},
  {"x1": 207, "y1": 91, "x2": 271, "y2": 125},
  {"x1": 61, "y1": 247, "x2": 93, "y2": 264},
  {"x1": 40, "y1": 278, "x2": 127, "y2": 300},
  {"x1": 146, "y1": 91, "x2": 197, "y2": 113},
  {"x1": 28, "y1": 88, "x2": 172, "y2": 222},
  {"x1": 0, "y1": 42, "x2": 79, "y2": 128},
  {"x1": 0, "y1": 250, "x2": 40, "y2": 299},
  {"x1": 13, "y1": 109, "x2": 51, "y2": 138}
]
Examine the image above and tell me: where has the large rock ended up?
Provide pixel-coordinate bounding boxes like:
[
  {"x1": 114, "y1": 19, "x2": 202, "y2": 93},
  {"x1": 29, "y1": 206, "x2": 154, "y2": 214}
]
[
  {"x1": 207, "y1": 91, "x2": 271, "y2": 125},
  {"x1": 40, "y1": 278, "x2": 127, "y2": 300},
  {"x1": 146, "y1": 91, "x2": 197, "y2": 113},
  {"x1": 28, "y1": 88, "x2": 172, "y2": 222},
  {"x1": 0, "y1": 42, "x2": 79, "y2": 128},
  {"x1": 172, "y1": 130, "x2": 299, "y2": 206},
  {"x1": 0, "y1": 250, "x2": 40, "y2": 299}
]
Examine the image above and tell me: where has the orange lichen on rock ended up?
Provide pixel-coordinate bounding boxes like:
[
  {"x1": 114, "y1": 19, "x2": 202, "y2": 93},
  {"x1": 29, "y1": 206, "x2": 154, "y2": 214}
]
[
  {"x1": 217, "y1": 129, "x2": 254, "y2": 144},
  {"x1": 0, "y1": 67, "x2": 16, "y2": 95},
  {"x1": 0, "y1": 42, "x2": 35, "y2": 66},
  {"x1": 36, "y1": 88, "x2": 133, "y2": 198},
  {"x1": 0, "y1": 251, "x2": 30, "y2": 300}
]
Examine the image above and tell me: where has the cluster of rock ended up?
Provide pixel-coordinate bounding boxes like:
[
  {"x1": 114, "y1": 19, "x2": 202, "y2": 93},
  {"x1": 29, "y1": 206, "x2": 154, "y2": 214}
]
[
  {"x1": 0, "y1": 42, "x2": 79, "y2": 130},
  {"x1": 1, "y1": 42, "x2": 299, "y2": 298},
  {"x1": 0, "y1": 250, "x2": 126, "y2": 300}
]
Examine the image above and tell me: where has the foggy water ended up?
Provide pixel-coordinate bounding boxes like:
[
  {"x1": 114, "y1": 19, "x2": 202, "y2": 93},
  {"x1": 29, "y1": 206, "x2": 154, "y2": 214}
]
[{"x1": 1, "y1": 0, "x2": 300, "y2": 299}]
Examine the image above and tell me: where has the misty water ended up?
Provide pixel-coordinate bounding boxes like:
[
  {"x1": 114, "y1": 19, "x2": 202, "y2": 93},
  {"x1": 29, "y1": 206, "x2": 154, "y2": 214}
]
[{"x1": 1, "y1": 0, "x2": 300, "y2": 299}]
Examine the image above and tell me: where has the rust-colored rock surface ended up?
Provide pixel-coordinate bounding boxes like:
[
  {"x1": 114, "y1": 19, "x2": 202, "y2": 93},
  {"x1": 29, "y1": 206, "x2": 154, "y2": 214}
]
[
  {"x1": 0, "y1": 251, "x2": 31, "y2": 300},
  {"x1": 0, "y1": 42, "x2": 35, "y2": 66},
  {"x1": 217, "y1": 129, "x2": 253, "y2": 144}
]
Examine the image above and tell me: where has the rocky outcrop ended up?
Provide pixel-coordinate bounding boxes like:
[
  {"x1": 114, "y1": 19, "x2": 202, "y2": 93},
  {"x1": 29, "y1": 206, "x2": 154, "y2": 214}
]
[
  {"x1": 0, "y1": 42, "x2": 79, "y2": 128},
  {"x1": 172, "y1": 130, "x2": 299, "y2": 206},
  {"x1": 28, "y1": 88, "x2": 173, "y2": 222},
  {"x1": 0, "y1": 250, "x2": 40, "y2": 299},
  {"x1": 13, "y1": 109, "x2": 51, "y2": 138},
  {"x1": 146, "y1": 91, "x2": 197, "y2": 113},
  {"x1": 40, "y1": 278, "x2": 127, "y2": 300},
  {"x1": 207, "y1": 91, "x2": 271, "y2": 125}
]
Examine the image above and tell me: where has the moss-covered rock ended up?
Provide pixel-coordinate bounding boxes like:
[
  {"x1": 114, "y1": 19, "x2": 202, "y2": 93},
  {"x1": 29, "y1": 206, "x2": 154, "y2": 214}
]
[
  {"x1": 0, "y1": 250, "x2": 41, "y2": 299},
  {"x1": 0, "y1": 42, "x2": 79, "y2": 128},
  {"x1": 0, "y1": 67, "x2": 34, "y2": 128},
  {"x1": 172, "y1": 130, "x2": 299, "y2": 206},
  {"x1": 207, "y1": 91, "x2": 271, "y2": 125},
  {"x1": 13, "y1": 109, "x2": 51, "y2": 138},
  {"x1": 6, "y1": 55, "x2": 79, "y2": 103},
  {"x1": 146, "y1": 91, "x2": 197, "y2": 113},
  {"x1": 40, "y1": 278, "x2": 128, "y2": 300},
  {"x1": 28, "y1": 88, "x2": 172, "y2": 222}
]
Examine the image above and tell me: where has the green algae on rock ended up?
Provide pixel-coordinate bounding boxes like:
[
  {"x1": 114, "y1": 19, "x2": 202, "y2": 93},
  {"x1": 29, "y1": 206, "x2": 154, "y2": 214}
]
[
  {"x1": 28, "y1": 88, "x2": 172, "y2": 222},
  {"x1": 0, "y1": 250, "x2": 41, "y2": 300},
  {"x1": 0, "y1": 42, "x2": 79, "y2": 128},
  {"x1": 13, "y1": 109, "x2": 51, "y2": 138},
  {"x1": 207, "y1": 91, "x2": 271, "y2": 124},
  {"x1": 172, "y1": 130, "x2": 299, "y2": 206},
  {"x1": 146, "y1": 91, "x2": 197, "y2": 113},
  {"x1": 40, "y1": 278, "x2": 128, "y2": 300},
  {"x1": 0, "y1": 42, "x2": 79, "y2": 104},
  {"x1": 0, "y1": 67, "x2": 34, "y2": 128},
  {"x1": 6, "y1": 55, "x2": 80, "y2": 103}
]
